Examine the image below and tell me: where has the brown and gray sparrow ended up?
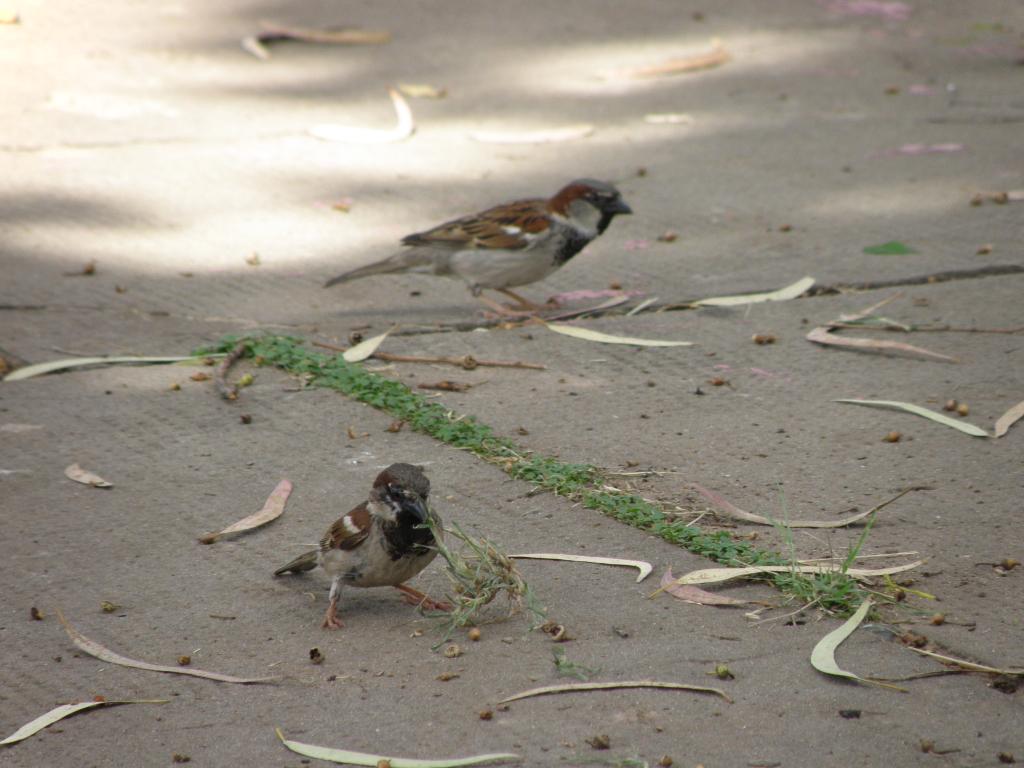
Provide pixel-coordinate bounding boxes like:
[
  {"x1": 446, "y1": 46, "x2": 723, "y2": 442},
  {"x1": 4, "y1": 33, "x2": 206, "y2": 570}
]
[
  {"x1": 323, "y1": 178, "x2": 632, "y2": 311},
  {"x1": 274, "y1": 463, "x2": 448, "y2": 629}
]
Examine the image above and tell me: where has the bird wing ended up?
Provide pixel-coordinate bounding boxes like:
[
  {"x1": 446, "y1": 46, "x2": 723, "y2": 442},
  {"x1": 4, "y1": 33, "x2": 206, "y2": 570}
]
[
  {"x1": 401, "y1": 198, "x2": 552, "y2": 251},
  {"x1": 320, "y1": 502, "x2": 373, "y2": 553}
]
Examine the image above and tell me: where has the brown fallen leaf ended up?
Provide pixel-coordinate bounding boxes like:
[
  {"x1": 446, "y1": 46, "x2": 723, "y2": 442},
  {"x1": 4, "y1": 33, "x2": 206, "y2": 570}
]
[
  {"x1": 806, "y1": 325, "x2": 957, "y2": 362},
  {"x1": 56, "y1": 611, "x2": 276, "y2": 684},
  {"x1": 607, "y1": 40, "x2": 730, "y2": 79},
  {"x1": 994, "y1": 399, "x2": 1024, "y2": 438},
  {"x1": 658, "y1": 568, "x2": 755, "y2": 606},
  {"x1": 199, "y1": 479, "x2": 292, "y2": 544},
  {"x1": 346, "y1": 426, "x2": 370, "y2": 439},
  {"x1": 64, "y1": 463, "x2": 113, "y2": 488},
  {"x1": 418, "y1": 380, "x2": 472, "y2": 392},
  {"x1": 242, "y1": 19, "x2": 390, "y2": 59}
]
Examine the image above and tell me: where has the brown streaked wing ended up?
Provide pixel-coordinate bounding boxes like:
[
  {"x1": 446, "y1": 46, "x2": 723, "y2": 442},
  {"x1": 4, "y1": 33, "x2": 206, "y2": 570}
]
[
  {"x1": 402, "y1": 198, "x2": 550, "y2": 251},
  {"x1": 320, "y1": 503, "x2": 372, "y2": 552}
]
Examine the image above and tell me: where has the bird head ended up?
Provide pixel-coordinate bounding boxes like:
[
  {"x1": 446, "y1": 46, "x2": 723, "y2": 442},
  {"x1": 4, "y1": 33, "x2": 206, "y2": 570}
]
[
  {"x1": 371, "y1": 463, "x2": 431, "y2": 524},
  {"x1": 549, "y1": 179, "x2": 632, "y2": 234}
]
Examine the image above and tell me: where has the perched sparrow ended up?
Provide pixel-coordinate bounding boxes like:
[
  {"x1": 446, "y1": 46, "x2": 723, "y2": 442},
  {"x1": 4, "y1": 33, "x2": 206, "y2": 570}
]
[
  {"x1": 274, "y1": 463, "x2": 448, "y2": 629},
  {"x1": 323, "y1": 178, "x2": 632, "y2": 311}
]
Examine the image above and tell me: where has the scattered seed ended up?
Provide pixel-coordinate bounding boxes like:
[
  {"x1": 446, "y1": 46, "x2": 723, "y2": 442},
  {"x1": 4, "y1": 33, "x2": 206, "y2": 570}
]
[
  {"x1": 778, "y1": 224, "x2": 792, "y2": 232},
  {"x1": 309, "y1": 647, "x2": 324, "y2": 664},
  {"x1": 100, "y1": 601, "x2": 119, "y2": 613},
  {"x1": 240, "y1": 414, "x2": 253, "y2": 424},
  {"x1": 386, "y1": 420, "x2": 404, "y2": 433},
  {"x1": 752, "y1": 333, "x2": 776, "y2": 345},
  {"x1": 608, "y1": 281, "x2": 622, "y2": 290},
  {"x1": 658, "y1": 757, "x2": 674, "y2": 767},
  {"x1": 899, "y1": 631, "x2": 928, "y2": 648},
  {"x1": 612, "y1": 626, "x2": 630, "y2": 639},
  {"x1": 930, "y1": 613, "x2": 946, "y2": 626},
  {"x1": 170, "y1": 383, "x2": 181, "y2": 391},
  {"x1": 377, "y1": 760, "x2": 393, "y2": 768},
  {"x1": 943, "y1": 399, "x2": 958, "y2": 412},
  {"x1": 657, "y1": 230, "x2": 679, "y2": 243},
  {"x1": 977, "y1": 244, "x2": 993, "y2": 255},
  {"x1": 190, "y1": 372, "x2": 211, "y2": 382},
  {"x1": 710, "y1": 664, "x2": 734, "y2": 680},
  {"x1": 709, "y1": 377, "x2": 728, "y2": 386},
  {"x1": 172, "y1": 754, "x2": 191, "y2": 763},
  {"x1": 246, "y1": 253, "x2": 261, "y2": 266},
  {"x1": 177, "y1": 655, "x2": 191, "y2": 666},
  {"x1": 31, "y1": 606, "x2": 44, "y2": 621},
  {"x1": 479, "y1": 709, "x2": 494, "y2": 721},
  {"x1": 468, "y1": 627, "x2": 482, "y2": 642},
  {"x1": 839, "y1": 709, "x2": 862, "y2": 719},
  {"x1": 444, "y1": 644, "x2": 463, "y2": 658},
  {"x1": 237, "y1": 373, "x2": 254, "y2": 387},
  {"x1": 885, "y1": 86, "x2": 900, "y2": 95},
  {"x1": 883, "y1": 431, "x2": 902, "y2": 443},
  {"x1": 517, "y1": 427, "x2": 529, "y2": 436},
  {"x1": 436, "y1": 672, "x2": 459, "y2": 682},
  {"x1": 1000, "y1": 559, "x2": 1019, "y2": 571},
  {"x1": 999, "y1": 752, "x2": 1016, "y2": 764},
  {"x1": 956, "y1": 403, "x2": 970, "y2": 417}
]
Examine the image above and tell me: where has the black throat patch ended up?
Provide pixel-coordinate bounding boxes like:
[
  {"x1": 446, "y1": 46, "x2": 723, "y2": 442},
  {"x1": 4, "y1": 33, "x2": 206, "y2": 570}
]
[
  {"x1": 553, "y1": 229, "x2": 596, "y2": 266},
  {"x1": 381, "y1": 511, "x2": 435, "y2": 561}
]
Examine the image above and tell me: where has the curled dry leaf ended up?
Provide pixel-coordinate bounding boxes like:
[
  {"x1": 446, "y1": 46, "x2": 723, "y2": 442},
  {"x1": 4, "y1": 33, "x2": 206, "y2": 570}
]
[
  {"x1": 199, "y1": 479, "x2": 292, "y2": 544},
  {"x1": 500, "y1": 680, "x2": 732, "y2": 705},
  {"x1": 608, "y1": 40, "x2": 730, "y2": 79},
  {"x1": 906, "y1": 647, "x2": 1024, "y2": 676},
  {"x1": 811, "y1": 598, "x2": 905, "y2": 691},
  {"x1": 342, "y1": 330, "x2": 392, "y2": 363},
  {"x1": 690, "y1": 482, "x2": 900, "y2": 528},
  {"x1": 3, "y1": 355, "x2": 214, "y2": 382},
  {"x1": 658, "y1": 568, "x2": 753, "y2": 606},
  {"x1": 695, "y1": 276, "x2": 815, "y2": 307},
  {"x1": 545, "y1": 323, "x2": 694, "y2": 347},
  {"x1": 510, "y1": 553, "x2": 652, "y2": 583},
  {"x1": 276, "y1": 728, "x2": 520, "y2": 767},
  {"x1": 64, "y1": 463, "x2": 113, "y2": 488},
  {"x1": 310, "y1": 89, "x2": 414, "y2": 144},
  {"x1": 56, "y1": 611, "x2": 276, "y2": 684},
  {"x1": 1, "y1": 700, "x2": 169, "y2": 746},
  {"x1": 243, "y1": 20, "x2": 390, "y2": 59},
  {"x1": 806, "y1": 326, "x2": 957, "y2": 363},
  {"x1": 994, "y1": 399, "x2": 1024, "y2": 438},
  {"x1": 469, "y1": 124, "x2": 594, "y2": 144},
  {"x1": 835, "y1": 399, "x2": 990, "y2": 438}
]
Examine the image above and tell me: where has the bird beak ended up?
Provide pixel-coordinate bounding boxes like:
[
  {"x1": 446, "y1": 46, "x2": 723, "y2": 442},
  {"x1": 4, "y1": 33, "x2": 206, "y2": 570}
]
[
  {"x1": 610, "y1": 199, "x2": 633, "y2": 215},
  {"x1": 403, "y1": 494, "x2": 430, "y2": 524}
]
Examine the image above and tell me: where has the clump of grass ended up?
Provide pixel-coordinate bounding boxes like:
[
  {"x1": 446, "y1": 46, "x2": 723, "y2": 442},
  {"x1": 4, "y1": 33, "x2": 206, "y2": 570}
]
[
  {"x1": 198, "y1": 335, "x2": 868, "y2": 616},
  {"x1": 426, "y1": 517, "x2": 546, "y2": 643},
  {"x1": 552, "y1": 647, "x2": 600, "y2": 681}
]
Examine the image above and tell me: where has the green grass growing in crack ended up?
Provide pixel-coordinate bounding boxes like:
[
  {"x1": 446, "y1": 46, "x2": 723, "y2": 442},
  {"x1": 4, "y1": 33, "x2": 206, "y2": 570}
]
[{"x1": 200, "y1": 334, "x2": 866, "y2": 615}]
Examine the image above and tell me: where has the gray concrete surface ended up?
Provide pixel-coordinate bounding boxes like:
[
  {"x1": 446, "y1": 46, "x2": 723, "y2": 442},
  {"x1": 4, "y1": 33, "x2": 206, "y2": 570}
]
[{"x1": 2, "y1": 1, "x2": 1023, "y2": 766}]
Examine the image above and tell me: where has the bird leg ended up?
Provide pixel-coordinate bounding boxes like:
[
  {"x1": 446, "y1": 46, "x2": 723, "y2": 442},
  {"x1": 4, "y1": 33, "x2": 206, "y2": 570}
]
[
  {"x1": 394, "y1": 583, "x2": 453, "y2": 612},
  {"x1": 321, "y1": 578, "x2": 345, "y2": 630}
]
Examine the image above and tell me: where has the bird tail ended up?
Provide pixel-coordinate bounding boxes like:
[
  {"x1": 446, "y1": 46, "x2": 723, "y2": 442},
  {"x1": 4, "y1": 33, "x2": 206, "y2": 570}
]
[
  {"x1": 273, "y1": 549, "x2": 319, "y2": 576},
  {"x1": 324, "y1": 250, "x2": 433, "y2": 288}
]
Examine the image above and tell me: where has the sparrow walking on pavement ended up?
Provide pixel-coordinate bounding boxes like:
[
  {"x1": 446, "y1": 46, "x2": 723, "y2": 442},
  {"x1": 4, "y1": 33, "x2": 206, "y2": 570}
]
[
  {"x1": 323, "y1": 178, "x2": 632, "y2": 312},
  {"x1": 273, "y1": 463, "x2": 449, "y2": 629}
]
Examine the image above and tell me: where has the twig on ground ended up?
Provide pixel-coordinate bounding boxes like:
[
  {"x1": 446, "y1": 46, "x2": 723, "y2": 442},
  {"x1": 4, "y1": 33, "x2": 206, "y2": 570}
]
[
  {"x1": 312, "y1": 340, "x2": 544, "y2": 369},
  {"x1": 214, "y1": 341, "x2": 246, "y2": 400}
]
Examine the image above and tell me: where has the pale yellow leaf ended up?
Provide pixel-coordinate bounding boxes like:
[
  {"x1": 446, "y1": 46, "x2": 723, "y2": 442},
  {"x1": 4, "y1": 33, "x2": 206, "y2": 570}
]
[
  {"x1": 835, "y1": 399, "x2": 990, "y2": 437},
  {"x1": 2, "y1": 700, "x2": 168, "y2": 746},
  {"x1": 310, "y1": 88, "x2": 414, "y2": 144},
  {"x1": 276, "y1": 728, "x2": 519, "y2": 767},
  {"x1": 500, "y1": 680, "x2": 732, "y2": 705},
  {"x1": 994, "y1": 399, "x2": 1024, "y2": 438},
  {"x1": 397, "y1": 83, "x2": 447, "y2": 99},
  {"x1": 343, "y1": 331, "x2": 391, "y2": 363},
  {"x1": 807, "y1": 326, "x2": 956, "y2": 362},
  {"x1": 695, "y1": 276, "x2": 815, "y2": 307},
  {"x1": 545, "y1": 323, "x2": 694, "y2": 347},
  {"x1": 64, "y1": 463, "x2": 112, "y2": 488},
  {"x1": 650, "y1": 561, "x2": 923, "y2": 596},
  {"x1": 510, "y1": 553, "x2": 652, "y2": 582},
  {"x1": 200, "y1": 479, "x2": 292, "y2": 543},
  {"x1": 810, "y1": 598, "x2": 903, "y2": 690}
]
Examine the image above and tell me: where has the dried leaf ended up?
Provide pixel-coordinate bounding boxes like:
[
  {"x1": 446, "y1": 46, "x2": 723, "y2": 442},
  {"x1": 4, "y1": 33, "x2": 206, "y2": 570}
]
[
  {"x1": 3, "y1": 355, "x2": 213, "y2": 382},
  {"x1": 342, "y1": 331, "x2": 391, "y2": 362},
  {"x1": 500, "y1": 680, "x2": 732, "y2": 705},
  {"x1": 275, "y1": 728, "x2": 519, "y2": 767},
  {"x1": 57, "y1": 611, "x2": 276, "y2": 684},
  {"x1": 199, "y1": 479, "x2": 292, "y2": 544},
  {"x1": 650, "y1": 561, "x2": 923, "y2": 595},
  {"x1": 510, "y1": 553, "x2": 652, "y2": 582},
  {"x1": 811, "y1": 598, "x2": 904, "y2": 690},
  {"x1": 658, "y1": 568, "x2": 753, "y2": 606},
  {"x1": 397, "y1": 83, "x2": 447, "y2": 99},
  {"x1": 644, "y1": 113, "x2": 694, "y2": 125},
  {"x1": 863, "y1": 240, "x2": 916, "y2": 255},
  {"x1": 695, "y1": 276, "x2": 815, "y2": 307},
  {"x1": 994, "y1": 399, "x2": 1024, "y2": 438},
  {"x1": 609, "y1": 41, "x2": 730, "y2": 79},
  {"x1": 64, "y1": 463, "x2": 113, "y2": 488},
  {"x1": 310, "y1": 88, "x2": 414, "y2": 144},
  {"x1": 906, "y1": 647, "x2": 1024, "y2": 676},
  {"x1": 806, "y1": 326, "x2": 956, "y2": 362},
  {"x1": 835, "y1": 399, "x2": 990, "y2": 438},
  {"x1": 468, "y1": 125, "x2": 594, "y2": 144},
  {"x1": 243, "y1": 20, "x2": 390, "y2": 58},
  {"x1": 545, "y1": 323, "x2": 694, "y2": 347},
  {"x1": 1, "y1": 700, "x2": 168, "y2": 746},
  {"x1": 690, "y1": 483, "x2": 891, "y2": 528}
]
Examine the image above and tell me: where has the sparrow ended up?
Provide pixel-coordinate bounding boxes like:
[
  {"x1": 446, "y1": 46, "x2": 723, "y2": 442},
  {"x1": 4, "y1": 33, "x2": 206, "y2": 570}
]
[
  {"x1": 323, "y1": 178, "x2": 632, "y2": 312},
  {"x1": 273, "y1": 463, "x2": 449, "y2": 629}
]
